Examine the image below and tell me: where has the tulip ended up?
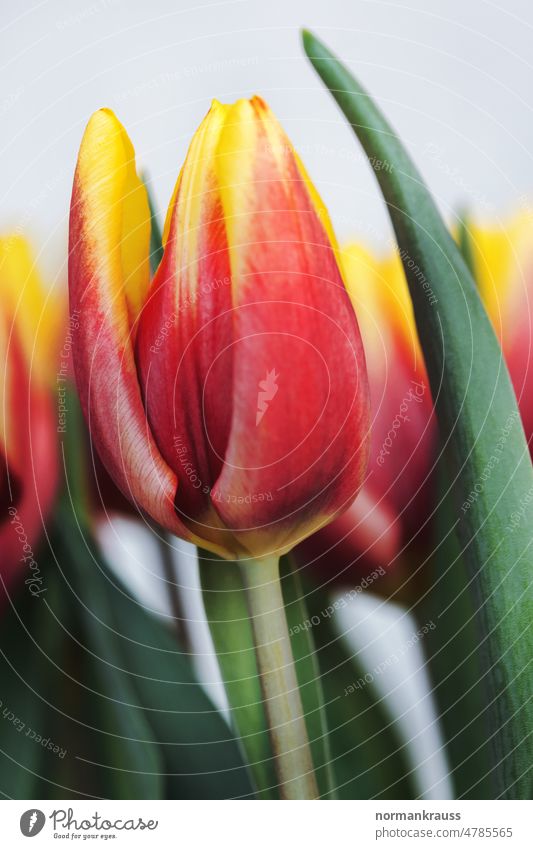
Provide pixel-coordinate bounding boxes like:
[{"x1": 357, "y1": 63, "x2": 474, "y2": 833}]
[
  {"x1": 297, "y1": 243, "x2": 436, "y2": 578},
  {"x1": 0, "y1": 237, "x2": 59, "y2": 604},
  {"x1": 69, "y1": 97, "x2": 370, "y2": 799},
  {"x1": 299, "y1": 213, "x2": 533, "y2": 582},
  {"x1": 69, "y1": 99, "x2": 370, "y2": 561}
]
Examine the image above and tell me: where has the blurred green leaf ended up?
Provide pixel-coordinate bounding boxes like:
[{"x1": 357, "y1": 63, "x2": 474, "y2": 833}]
[
  {"x1": 54, "y1": 507, "x2": 165, "y2": 799},
  {"x1": 0, "y1": 559, "x2": 67, "y2": 798},
  {"x1": 303, "y1": 580, "x2": 417, "y2": 799},
  {"x1": 51, "y1": 502, "x2": 254, "y2": 800},
  {"x1": 143, "y1": 173, "x2": 164, "y2": 276}
]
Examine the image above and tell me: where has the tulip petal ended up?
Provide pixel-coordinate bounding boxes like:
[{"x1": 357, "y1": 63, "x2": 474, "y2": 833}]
[
  {"x1": 69, "y1": 109, "x2": 199, "y2": 542},
  {"x1": 211, "y1": 98, "x2": 370, "y2": 555},
  {"x1": 136, "y1": 103, "x2": 240, "y2": 556}
]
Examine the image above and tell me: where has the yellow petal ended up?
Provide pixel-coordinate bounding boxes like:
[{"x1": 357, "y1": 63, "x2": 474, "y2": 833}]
[{"x1": 74, "y1": 108, "x2": 151, "y2": 326}]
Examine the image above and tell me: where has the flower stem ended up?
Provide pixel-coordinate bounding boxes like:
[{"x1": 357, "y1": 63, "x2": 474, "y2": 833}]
[{"x1": 239, "y1": 554, "x2": 319, "y2": 800}]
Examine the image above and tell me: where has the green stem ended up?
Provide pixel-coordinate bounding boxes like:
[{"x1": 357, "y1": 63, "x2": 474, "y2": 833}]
[{"x1": 239, "y1": 555, "x2": 319, "y2": 800}]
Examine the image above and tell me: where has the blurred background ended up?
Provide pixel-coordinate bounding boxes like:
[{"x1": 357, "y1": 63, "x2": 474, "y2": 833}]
[{"x1": 2, "y1": 0, "x2": 533, "y2": 800}]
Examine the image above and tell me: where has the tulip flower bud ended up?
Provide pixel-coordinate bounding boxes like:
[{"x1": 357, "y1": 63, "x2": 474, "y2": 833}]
[
  {"x1": 0, "y1": 237, "x2": 59, "y2": 601},
  {"x1": 69, "y1": 97, "x2": 370, "y2": 559}
]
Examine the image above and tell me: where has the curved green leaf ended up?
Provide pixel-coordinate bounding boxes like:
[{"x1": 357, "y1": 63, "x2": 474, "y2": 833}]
[{"x1": 303, "y1": 29, "x2": 533, "y2": 798}]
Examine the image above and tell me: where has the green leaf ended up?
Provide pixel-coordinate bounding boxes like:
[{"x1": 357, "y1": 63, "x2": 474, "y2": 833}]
[
  {"x1": 143, "y1": 173, "x2": 164, "y2": 276},
  {"x1": 280, "y1": 555, "x2": 336, "y2": 798},
  {"x1": 199, "y1": 551, "x2": 278, "y2": 799},
  {"x1": 199, "y1": 551, "x2": 336, "y2": 798},
  {"x1": 54, "y1": 386, "x2": 253, "y2": 799},
  {"x1": 456, "y1": 213, "x2": 477, "y2": 281},
  {"x1": 109, "y1": 564, "x2": 253, "y2": 800},
  {"x1": 54, "y1": 506, "x2": 165, "y2": 799},
  {"x1": 0, "y1": 560, "x2": 66, "y2": 798},
  {"x1": 303, "y1": 29, "x2": 533, "y2": 798},
  {"x1": 416, "y1": 454, "x2": 493, "y2": 799},
  {"x1": 303, "y1": 580, "x2": 417, "y2": 799},
  {"x1": 53, "y1": 505, "x2": 253, "y2": 800}
]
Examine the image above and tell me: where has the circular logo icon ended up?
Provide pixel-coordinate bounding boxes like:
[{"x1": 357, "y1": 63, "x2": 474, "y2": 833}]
[{"x1": 20, "y1": 810, "x2": 46, "y2": 837}]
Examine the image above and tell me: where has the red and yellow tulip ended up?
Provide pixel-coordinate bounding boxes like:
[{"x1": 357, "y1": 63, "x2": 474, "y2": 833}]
[
  {"x1": 0, "y1": 237, "x2": 60, "y2": 601},
  {"x1": 297, "y1": 243, "x2": 436, "y2": 576},
  {"x1": 301, "y1": 212, "x2": 533, "y2": 578},
  {"x1": 69, "y1": 98, "x2": 370, "y2": 560}
]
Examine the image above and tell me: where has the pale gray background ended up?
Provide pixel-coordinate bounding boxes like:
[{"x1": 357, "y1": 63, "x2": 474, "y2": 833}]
[
  {"x1": 3, "y1": 0, "x2": 532, "y2": 799},
  {"x1": 3, "y1": 0, "x2": 533, "y2": 282}
]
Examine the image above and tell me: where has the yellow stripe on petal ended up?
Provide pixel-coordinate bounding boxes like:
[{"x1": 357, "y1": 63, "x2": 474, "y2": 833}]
[
  {"x1": 75, "y1": 108, "x2": 150, "y2": 327},
  {"x1": 213, "y1": 97, "x2": 258, "y2": 289},
  {"x1": 162, "y1": 99, "x2": 228, "y2": 308},
  {"x1": 292, "y1": 150, "x2": 339, "y2": 255}
]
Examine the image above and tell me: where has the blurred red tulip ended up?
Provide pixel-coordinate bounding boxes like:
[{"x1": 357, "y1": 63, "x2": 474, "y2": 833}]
[
  {"x1": 0, "y1": 237, "x2": 60, "y2": 603},
  {"x1": 297, "y1": 244, "x2": 436, "y2": 579},
  {"x1": 299, "y1": 214, "x2": 533, "y2": 581},
  {"x1": 69, "y1": 99, "x2": 370, "y2": 559}
]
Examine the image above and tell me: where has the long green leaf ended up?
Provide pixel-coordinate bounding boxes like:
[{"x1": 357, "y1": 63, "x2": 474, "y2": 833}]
[
  {"x1": 303, "y1": 29, "x2": 533, "y2": 798},
  {"x1": 59, "y1": 388, "x2": 253, "y2": 799},
  {"x1": 0, "y1": 562, "x2": 67, "y2": 798},
  {"x1": 415, "y1": 453, "x2": 493, "y2": 798},
  {"x1": 303, "y1": 578, "x2": 417, "y2": 799}
]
